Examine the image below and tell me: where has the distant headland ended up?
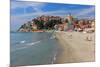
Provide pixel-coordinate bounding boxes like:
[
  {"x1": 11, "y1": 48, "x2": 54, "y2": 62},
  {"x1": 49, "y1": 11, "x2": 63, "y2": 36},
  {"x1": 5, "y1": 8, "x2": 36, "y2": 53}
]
[{"x1": 18, "y1": 14, "x2": 95, "y2": 32}]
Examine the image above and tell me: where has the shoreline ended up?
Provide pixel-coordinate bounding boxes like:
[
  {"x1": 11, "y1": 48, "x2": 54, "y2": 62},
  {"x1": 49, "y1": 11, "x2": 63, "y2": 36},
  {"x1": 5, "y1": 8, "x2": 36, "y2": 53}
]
[{"x1": 54, "y1": 31, "x2": 95, "y2": 63}]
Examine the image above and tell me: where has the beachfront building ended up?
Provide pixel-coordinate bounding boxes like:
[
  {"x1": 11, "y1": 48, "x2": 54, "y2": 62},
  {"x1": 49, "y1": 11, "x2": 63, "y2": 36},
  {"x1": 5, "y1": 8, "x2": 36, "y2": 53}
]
[
  {"x1": 66, "y1": 14, "x2": 74, "y2": 31},
  {"x1": 72, "y1": 19, "x2": 95, "y2": 32},
  {"x1": 83, "y1": 20, "x2": 95, "y2": 33},
  {"x1": 91, "y1": 20, "x2": 95, "y2": 28},
  {"x1": 58, "y1": 24, "x2": 64, "y2": 31},
  {"x1": 91, "y1": 20, "x2": 95, "y2": 32},
  {"x1": 53, "y1": 14, "x2": 74, "y2": 31},
  {"x1": 62, "y1": 20, "x2": 68, "y2": 31}
]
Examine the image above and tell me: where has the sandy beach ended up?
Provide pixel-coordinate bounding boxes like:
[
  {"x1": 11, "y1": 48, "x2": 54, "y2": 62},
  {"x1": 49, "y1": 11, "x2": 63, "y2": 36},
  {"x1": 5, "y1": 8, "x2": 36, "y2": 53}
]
[{"x1": 55, "y1": 31, "x2": 95, "y2": 63}]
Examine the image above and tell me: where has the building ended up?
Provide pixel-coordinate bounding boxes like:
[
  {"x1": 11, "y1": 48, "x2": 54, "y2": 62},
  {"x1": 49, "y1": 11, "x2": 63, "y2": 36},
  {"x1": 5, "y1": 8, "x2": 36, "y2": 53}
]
[{"x1": 66, "y1": 14, "x2": 74, "y2": 31}]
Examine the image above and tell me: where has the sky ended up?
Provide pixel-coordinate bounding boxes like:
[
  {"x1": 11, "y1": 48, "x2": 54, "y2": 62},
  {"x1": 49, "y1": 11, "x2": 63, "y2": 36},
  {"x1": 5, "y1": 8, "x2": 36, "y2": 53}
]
[{"x1": 10, "y1": 0, "x2": 95, "y2": 31}]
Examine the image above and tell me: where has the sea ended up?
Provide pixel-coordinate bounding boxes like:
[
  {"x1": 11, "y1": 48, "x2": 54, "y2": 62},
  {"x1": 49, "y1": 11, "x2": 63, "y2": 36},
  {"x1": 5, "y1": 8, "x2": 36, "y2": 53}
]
[{"x1": 10, "y1": 32, "x2": 60, "y2": 66}]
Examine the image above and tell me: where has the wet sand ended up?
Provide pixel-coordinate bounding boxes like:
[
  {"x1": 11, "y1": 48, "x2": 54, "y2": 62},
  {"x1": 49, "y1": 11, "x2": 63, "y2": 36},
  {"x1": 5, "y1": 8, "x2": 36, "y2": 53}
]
[{"x1": 55, "y1": 31, "x2": 95, "y2": 63}]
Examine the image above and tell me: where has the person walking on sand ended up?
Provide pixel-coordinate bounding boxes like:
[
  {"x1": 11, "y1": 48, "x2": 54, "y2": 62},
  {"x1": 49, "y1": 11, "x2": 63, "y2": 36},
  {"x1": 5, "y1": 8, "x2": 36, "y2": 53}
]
[{"x1": 86, "y1": 36, "x2": 92, "y2": 41}]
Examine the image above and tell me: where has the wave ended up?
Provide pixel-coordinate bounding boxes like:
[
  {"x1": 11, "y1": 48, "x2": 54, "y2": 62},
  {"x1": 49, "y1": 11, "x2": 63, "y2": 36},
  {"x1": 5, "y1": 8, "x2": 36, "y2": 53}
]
[
  {"x1": 11, "y1": 40, "x2": 41, "y2": 52},
  {"x1": 50, "y1": 36, "x2": 55, "y2": 39},
  {"x1": 12, "y1": 36, "x2": 55, "y2": 52},
  {"x1": 51, "y1": 51, "x2": 57, "y2": 64},
  {"x1": 20, "y1": 40, "x2": 26, "y2": 44},
  {"x1": 26, "y1": 40, "x2": 41, "y2": 46}
]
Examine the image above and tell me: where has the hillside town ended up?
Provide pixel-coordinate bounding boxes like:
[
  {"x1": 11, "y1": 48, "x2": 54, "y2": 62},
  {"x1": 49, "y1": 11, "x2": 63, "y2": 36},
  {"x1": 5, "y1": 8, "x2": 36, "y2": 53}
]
[{"x1": 18, "y1": 14, "x2": 95, "y2": 33}]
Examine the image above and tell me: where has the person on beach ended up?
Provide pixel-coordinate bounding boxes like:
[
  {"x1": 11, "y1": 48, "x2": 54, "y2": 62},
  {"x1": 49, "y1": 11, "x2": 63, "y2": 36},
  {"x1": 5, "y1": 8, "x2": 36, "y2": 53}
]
[{"x1": 86, "y1": 35, "x2": 92, "y2": 41}]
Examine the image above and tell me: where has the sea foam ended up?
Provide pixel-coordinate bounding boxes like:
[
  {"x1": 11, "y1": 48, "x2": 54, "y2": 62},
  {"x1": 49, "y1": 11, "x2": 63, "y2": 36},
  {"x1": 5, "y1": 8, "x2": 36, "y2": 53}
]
[
  {"x1": 12, "y1": 40, "x2": 42, "y2": 52},
  {"x1": 27, "y1": 40, "x2": 41, "y2": 46},
  {"x1": 20, "y1": 40, "x2": 26, "y2": 44}
]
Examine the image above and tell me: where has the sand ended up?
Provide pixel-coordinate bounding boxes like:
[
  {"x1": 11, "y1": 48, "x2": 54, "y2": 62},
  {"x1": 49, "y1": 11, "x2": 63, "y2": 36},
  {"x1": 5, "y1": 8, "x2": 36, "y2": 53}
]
[{"x1": 55, "y1": 31, "x2": 95, "y2": 63}]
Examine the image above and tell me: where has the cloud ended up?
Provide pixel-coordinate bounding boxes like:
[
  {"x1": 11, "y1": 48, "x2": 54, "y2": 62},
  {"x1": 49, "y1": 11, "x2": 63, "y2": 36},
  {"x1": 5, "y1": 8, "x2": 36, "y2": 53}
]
[
  {"x1": 11, "y1": 1, "x2": 45, "y2": 9},
  {"x1": 11, "y1": 6, "x2": 95, "y2": 23},
  {"x1": 11, "y1": 9, "x2": 78, "y2": 18},
  {"x1": 11, "y1": 1, "x2": 95, "y2": 19},
  {"x1": 11, "y1": 1, "x2": 46, "y2": 16},
  {"x1": 75, "y1": 7, "x2": 95, "y2": 17}
]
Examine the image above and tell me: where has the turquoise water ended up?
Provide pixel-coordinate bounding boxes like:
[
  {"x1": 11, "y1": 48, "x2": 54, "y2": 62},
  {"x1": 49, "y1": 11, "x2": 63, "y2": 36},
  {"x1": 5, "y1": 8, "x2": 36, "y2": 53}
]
[{"x1": 10, "y1": 32, "x2": 59, "y2": 66}]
